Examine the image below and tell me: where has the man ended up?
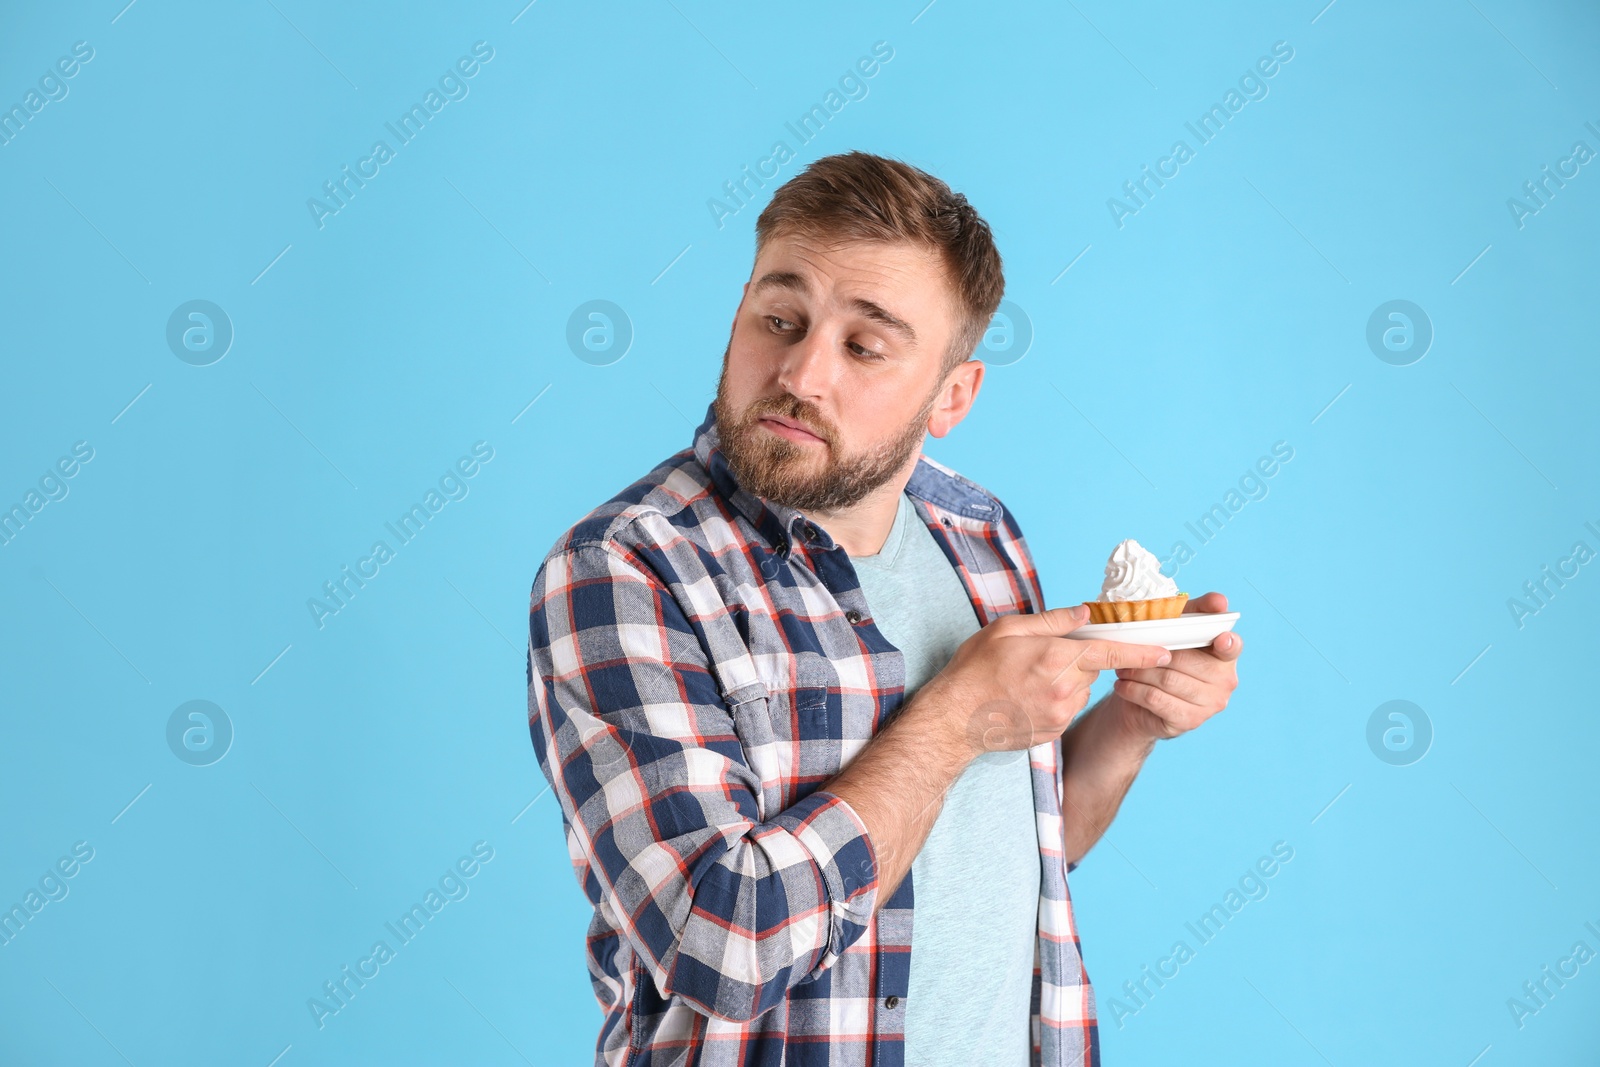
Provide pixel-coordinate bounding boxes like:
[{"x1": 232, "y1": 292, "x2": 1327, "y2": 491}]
[{"x1": 526, "y1": 150, "x2": 1242, "y2": 1066}]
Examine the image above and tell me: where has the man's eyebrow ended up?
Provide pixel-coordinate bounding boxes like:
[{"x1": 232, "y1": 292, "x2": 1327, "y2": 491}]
[
  {"x1": 847, "y1": 296, "x2": 917, "y2": 347},
  {"x1": 751, "y1": 271, "x2": 918, "y2": 348},
  {"x1": 753, "y1": 270, "x2": 809, "y2": 297}
]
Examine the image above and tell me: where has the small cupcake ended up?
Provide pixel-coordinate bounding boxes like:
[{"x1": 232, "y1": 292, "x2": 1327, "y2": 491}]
[{"x1": 1086, "y1": 539, "x2": 1188, "y2": 623}]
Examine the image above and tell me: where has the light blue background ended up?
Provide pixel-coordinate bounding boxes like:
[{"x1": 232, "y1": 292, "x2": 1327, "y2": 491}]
[{"x1": 2, "y1": 1, "x2": 1597, "y2": 1064}]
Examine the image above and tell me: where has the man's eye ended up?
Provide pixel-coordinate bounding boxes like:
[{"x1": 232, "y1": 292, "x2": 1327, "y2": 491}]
[
  {"x1": 850, "y1": 343, "x2": 885, "y2": 361},
  {"x1": 766, "y1": 315, "x2": 797, "y2": 333}
]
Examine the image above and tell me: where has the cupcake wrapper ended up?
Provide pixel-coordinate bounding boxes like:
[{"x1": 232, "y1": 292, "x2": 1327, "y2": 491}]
[{"x1": 1086, "y1": 593, "x2": 1189, "y2": 623}]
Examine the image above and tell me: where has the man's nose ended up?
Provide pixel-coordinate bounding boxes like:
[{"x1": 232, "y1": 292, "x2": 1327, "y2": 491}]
[{"x1": 775, "y1": 326, "x2": 834, "y2": 401}]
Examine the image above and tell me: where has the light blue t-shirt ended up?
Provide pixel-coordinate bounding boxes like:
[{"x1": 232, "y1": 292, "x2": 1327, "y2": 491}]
[{"x1": 846, "y1": 491, "x2": 1040, "y2": 1066}]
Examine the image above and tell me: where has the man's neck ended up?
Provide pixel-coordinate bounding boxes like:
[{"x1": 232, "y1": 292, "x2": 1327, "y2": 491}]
[{"x1": 803, "y1": 460, "x2": 919, "y2": 558}]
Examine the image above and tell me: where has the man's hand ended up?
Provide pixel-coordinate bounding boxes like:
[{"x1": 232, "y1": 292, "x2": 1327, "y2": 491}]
[
  {"x1": 934, "y1": 603, "x2": 1177, "y2": 758},
  {"x1": 1106, "y1": 591, "x2": 1242, "y2": 741},
  {"x1": 826, "y1": 603, "x2": 1175, "y2": 907}
]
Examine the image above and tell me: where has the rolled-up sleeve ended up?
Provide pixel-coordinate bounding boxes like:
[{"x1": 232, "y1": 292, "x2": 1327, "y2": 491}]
[{"x1": 527, "y1": 539, "x2": 880, "y2": 1023}]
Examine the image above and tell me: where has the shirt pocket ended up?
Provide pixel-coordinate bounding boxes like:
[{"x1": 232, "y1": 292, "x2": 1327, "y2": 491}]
[
  {"x1": 725, "y1": 679, "x2": 783, "y2": 822},
  {"x1": 776, "y1": 651, "x2": 846, "y2": 800},
  {"x1": 729, "y1": 651, "x2": 844, "y2": 815},
  {"x1": 794, "y1": 680, "x2": 830, "y2": 734}
]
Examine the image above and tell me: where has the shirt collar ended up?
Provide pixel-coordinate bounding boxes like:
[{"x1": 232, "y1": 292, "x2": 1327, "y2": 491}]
[{"x1": 691, "y1": 400, "x2": 1003, "y2": 556}]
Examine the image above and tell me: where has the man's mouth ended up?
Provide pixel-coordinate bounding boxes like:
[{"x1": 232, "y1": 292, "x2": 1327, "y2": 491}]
[{"x1": 758, "y1": 414, "x2": 824, "y2": 445}]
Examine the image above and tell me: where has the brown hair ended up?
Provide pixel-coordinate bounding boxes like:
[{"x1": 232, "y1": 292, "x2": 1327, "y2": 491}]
[{"x1": 753, "y1": 150, "x2": 1005, "y2": 379}]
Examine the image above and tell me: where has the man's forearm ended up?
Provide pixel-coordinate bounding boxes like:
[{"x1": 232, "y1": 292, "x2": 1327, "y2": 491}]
[
  {"x1": 1059, "y1": 692, "x2": 1159, "y2": 866},
  {"x1": 823, "y1": 670, "x2": 975, "y2": 911}
]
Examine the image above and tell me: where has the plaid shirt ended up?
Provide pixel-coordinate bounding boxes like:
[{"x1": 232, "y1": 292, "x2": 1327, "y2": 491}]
[{"x1": 526, "y1": 401, "x2": 1100, "y2": 1066}]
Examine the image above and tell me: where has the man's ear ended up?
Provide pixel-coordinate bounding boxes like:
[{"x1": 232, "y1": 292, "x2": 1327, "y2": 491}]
[{"x1": 927, "y1": 359, "x2": 984, "y2": 439}]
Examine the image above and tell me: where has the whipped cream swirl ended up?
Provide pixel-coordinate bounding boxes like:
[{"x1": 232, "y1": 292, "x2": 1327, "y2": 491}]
[{"x1": 1100, "y1": 539, "x2": 1179, "y2": 601}]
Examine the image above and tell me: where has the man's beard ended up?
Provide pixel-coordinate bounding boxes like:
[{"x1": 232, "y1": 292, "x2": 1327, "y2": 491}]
[{"x1": 711, "y1": 346, "x2": 938, "y2": 513}]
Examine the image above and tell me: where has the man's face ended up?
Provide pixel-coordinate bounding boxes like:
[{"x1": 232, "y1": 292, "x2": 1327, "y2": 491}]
[{"x1": 712, "y1": 231, "x2": 969, "y2": 513}]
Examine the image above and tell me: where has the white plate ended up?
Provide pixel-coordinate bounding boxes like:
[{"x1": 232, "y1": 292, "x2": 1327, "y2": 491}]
[{"x1": 1062, "y1": 611, "x2": 1240, "y2": 651}]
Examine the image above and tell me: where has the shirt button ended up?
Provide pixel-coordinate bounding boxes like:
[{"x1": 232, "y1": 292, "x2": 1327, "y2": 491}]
[
  {"x1": 884, "y1": 995, "x2": 900, "y2": 1009},
  {"x1": 775, "y1": 538, "x2": 787, "y2": 554},
  {"x1": 846, "y1": 609, "x2": 862, "y2": 624},
  {"x1": 804, "y1": 524, "x2": 818, "y2": 541},
  {"x1": 940, "y1": 517, "x2": 952, "y2": 526}
]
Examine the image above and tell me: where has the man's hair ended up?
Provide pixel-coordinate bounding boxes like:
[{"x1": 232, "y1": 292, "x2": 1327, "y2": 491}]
[{"x1": 753, "y1": 151, "x2": 1005, "y2": 380}]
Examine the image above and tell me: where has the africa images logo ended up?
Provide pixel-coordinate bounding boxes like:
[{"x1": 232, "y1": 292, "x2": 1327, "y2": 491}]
[
  {"x1": 1106, "y1": 40, "x2": 1294, "y2": 229},
  {"x1": 705, "y1": 41, "x2": 895, "y2": 231},
  {"x1": 307, "y1": 442, "x2": 494, "y2": 629},
  {"x1": 306, "y1": 42, "x2": 495, "y2": 230}
]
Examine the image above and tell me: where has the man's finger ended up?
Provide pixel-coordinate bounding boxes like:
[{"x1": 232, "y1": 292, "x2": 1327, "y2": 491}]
[
  {"x1": 1074, "y1": 639, "x2": 1172, "y2": 672},
  {"x1": 1026, "y1": 603, "x2": 1093, "y2": 637},
  {"x1": 1112, "y1": 677, "x2": 1209, "y2": 724},
  {"x1": 1182, "y1": 591, "x2": 1228, "y2": 614},
  {"x1": 1210, "y1": 631, "x2": 1244, "y2": 661},
  {"x1": 1114, "y1": 633, "x2": 1242, "y2": 680},
  {"x1": 1127, "y1": 665, "x2": 1209, "y2": 703}
]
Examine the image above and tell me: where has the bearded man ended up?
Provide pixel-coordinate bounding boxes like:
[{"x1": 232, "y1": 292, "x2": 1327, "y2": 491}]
[{"x1": 526, "y1": 150, "x2": 1242, "y2": 1067}]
